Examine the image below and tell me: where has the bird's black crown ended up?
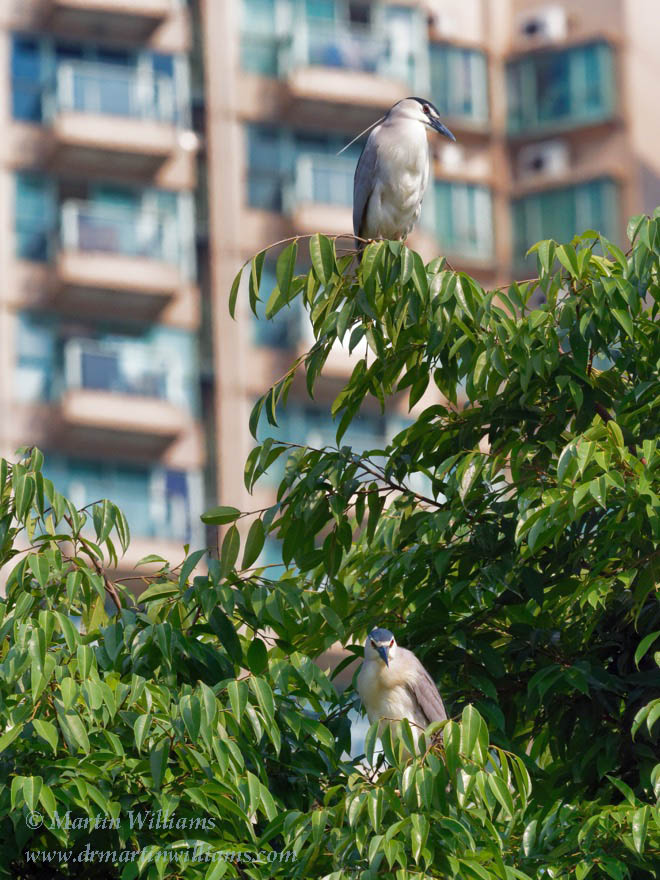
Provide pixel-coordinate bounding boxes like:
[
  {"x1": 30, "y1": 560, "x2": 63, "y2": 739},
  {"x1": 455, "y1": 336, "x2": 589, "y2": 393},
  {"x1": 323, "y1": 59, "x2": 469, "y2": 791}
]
[
  {"x1": 369, "y1": 627, "x2": 394, "y2": 643},
  {"x1": 408, "y1": 96, "x2": 442, "y2": 115}
]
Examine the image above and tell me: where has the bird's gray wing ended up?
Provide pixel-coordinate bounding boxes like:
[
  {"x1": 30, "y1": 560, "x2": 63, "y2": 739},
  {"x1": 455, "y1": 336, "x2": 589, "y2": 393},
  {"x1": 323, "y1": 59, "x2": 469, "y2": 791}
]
[
  {"x1": 402, "y1": 650, "x2": 447, "y2": 726},
  {"x1": 353, "y1": 133, "x2": 379, "y2": 239}
]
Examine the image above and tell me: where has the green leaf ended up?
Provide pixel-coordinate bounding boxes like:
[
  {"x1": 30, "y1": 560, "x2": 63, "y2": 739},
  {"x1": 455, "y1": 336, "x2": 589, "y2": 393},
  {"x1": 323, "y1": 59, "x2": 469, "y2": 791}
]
[
  {"x1": 220, "y1": 524, "x2": 240, "y2": 576},
  {"x1": 612, "y1": 308, "x2": 634, "y2": 339},
  {"x1": 0, "y1": 723, "x2": 24, "y2": 754},
  {"x1": 522, "y1": 819, "x2": 537, "y2": 856},
  {"x1": 364, "y1": 721, "x2": 379, "y2": 766},
  {"x1": 488, "y1": 774, "x2": 514, "y2": 818},
  {"x1": 632, "y1": 805, "x2": 649, "y2": 853},
  {"x1": 150, "y1": 739, "x2": 169, "y2": 790},
  {"x1": 276, "y1": 239, "x2": 298, "y2": 295},
  {"x1": 460, "y1": 705, "x2": 480, "y2": 759},
  {"x1": 181, "y1": 695, "x2": 202, "y2": 741},
  {"x1": 227, "y1": 679, "x2": 248, "y2": 723},
  {"x1": 201, "y1": 505, "x2": 241, "y2": 525},
  {"x1": 178, "y1": 548, "x2": 206, "y2": 588},
  {"x1": 247, "y1": 638, "x2": 268, "y2": 675},
  {"x1": 249, "y1": 250, "x2": 266, "y2": 315},
  {"x1": 93, "y1": 499, "x2": 114, "y2": 544},
  {"x1": 32, "y1": 719, "x2": 58, "y2": 755},
  {"x1": 27, "y1": 554, "x2": 49, "y2": 589},
  {"x1": 209, "y1": 609, "x2": 243, "y2": 664},
  {"x1": 556, "y1": 244, "x2": 580, "y2": 277},
  {"x1": 361, "y1": 241, "x2": 384, "y2": 281},
  {"x1": 251, "y1": 677, "x2": 275, "y2": 725},
  {"x1": 635, "y1": 631, "x2": 660, "y2": 667},
  {"x1": 228, "y1": 263, "x2": 245, "y2": 319},
  {"x1": 627, "y1": 214, "x2": 645, "y2": 243},
  {"x1": 23, "y1": 776, "x2": 43, "y2": 812},
  {"x1": 241, "y1": 518, "x2": 265, "y2": 569},
  {"x1": 309, "y1": 233, "x2": 336, "y2": 284},
  {"x1": 134, "y1": 714, "x2": 151, "y2": 752}
]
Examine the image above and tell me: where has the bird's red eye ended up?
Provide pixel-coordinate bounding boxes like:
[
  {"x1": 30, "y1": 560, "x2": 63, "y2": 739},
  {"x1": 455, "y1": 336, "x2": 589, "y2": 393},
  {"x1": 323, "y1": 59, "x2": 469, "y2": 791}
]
[
  {"x1": 423, "y1": 104, "x2": 430, "y2": 114},
  {"x1": 389, "y1": 639, "x2": 394, "y2": 646}
]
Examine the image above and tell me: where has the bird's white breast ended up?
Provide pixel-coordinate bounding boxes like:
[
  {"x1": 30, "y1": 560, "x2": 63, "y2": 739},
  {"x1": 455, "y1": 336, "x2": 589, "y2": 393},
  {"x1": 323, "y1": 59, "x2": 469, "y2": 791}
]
[
  {"x1": 357, "y1": 659, "x2": 416, "y2": 725},
  {"x1": 366, "y1": 124, "x2": 429, "y2": 240}
]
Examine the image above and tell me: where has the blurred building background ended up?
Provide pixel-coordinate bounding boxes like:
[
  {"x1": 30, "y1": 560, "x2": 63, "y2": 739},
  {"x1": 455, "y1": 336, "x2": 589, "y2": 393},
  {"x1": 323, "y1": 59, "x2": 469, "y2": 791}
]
[{"x1": 0, "y1": 0, "x2": 658, "y2": 575}]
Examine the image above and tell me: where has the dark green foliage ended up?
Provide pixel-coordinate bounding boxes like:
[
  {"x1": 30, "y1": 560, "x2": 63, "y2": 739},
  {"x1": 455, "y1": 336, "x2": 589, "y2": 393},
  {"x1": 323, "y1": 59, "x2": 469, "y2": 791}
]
[{"x1": 0, "y1": 212, "x2": 659, "y2": 878}]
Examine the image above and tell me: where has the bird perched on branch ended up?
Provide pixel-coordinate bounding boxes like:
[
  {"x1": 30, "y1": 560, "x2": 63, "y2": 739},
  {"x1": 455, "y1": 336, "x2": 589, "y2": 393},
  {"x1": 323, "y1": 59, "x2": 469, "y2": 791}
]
[
  {"x1": 352, "y1": 97, "x2": 455, "y2": 247},
  {"x1": 357, "y1": 627, "x2": 447, "y2": 738}
]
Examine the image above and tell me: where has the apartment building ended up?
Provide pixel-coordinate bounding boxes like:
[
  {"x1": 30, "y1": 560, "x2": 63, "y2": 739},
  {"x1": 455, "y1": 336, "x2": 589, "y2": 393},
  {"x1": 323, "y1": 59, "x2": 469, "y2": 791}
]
[
  {"x1": 198, "y1": 0, "x2": 659, "y2": 530},
  {"x1": 0, "y1": 1, "x2": 205, "y2": 572}
]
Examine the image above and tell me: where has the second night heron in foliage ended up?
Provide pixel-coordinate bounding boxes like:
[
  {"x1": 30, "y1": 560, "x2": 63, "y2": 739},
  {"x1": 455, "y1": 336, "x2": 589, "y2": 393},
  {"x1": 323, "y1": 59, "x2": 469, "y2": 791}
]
[
  {"x1": 352, "y1": 97, "x2": 456, "y2": 246},
  {"x1": 357, "y1": 628, "x2": 447, "y2": 737}
]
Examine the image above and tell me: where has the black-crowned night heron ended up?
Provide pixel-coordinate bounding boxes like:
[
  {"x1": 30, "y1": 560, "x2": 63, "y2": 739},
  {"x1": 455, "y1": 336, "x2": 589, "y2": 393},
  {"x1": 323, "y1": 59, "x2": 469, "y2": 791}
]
[
  {"x1": 357, "y1": 627, "x2": 447, "y2": 737},
  {"x1": 353, "y1": 97, "x2": 455, "y2": 245}
]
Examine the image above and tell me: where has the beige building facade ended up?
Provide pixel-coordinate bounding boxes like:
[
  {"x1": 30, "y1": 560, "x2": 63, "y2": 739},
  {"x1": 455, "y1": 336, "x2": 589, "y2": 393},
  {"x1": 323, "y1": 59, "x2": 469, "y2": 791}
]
[{"x1": 0, "y1": 0, "x2": 205, "y2": 572}]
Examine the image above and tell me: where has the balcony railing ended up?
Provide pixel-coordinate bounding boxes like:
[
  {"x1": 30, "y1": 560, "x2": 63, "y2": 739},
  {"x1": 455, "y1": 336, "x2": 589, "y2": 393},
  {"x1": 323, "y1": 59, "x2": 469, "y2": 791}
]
[
  {"x1": 46, "y1": 60, "x2": 177, "y2": 123},
  {"x1": 278, "y1": 20, "x2": 416, "y2": 87},
  {"x1": 62, "y1": 339, "x2": 182, "y2": 403},
  {"x1": 59, "y1": 199, "x2": 179, "y2": 264}
]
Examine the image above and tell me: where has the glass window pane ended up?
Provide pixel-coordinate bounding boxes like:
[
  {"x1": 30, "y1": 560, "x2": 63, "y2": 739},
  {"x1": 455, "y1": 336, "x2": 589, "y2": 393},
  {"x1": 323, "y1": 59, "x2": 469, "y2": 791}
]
[
  {"x1": 243, "y1": 0, "x2": 276, "y2": 31},
  {"x1": 431, "y1": 43, "x2": 488, "y2": 123},
  {"x1": 435, "y1": 181, "x2": 493, "y2": 259},
  {"x1": 12, "y1": 36, "x2": 40, "y2": 78},
  {"x1": 152, "y1": 52, "x2": 175, "y2": 77},
  {"x1": 11, "y1": 35, "x2": 42, "y2": 121},
  {"x1": 306, "y1": 0, "x2": 335, "y2": 20},
  {"x1": 15, "y1": 173, "x2": 53, "y2": 261},
  {"x1": 512, "y1": 178, "x2": 618, "y2": 268},
  {"x1": 508, "y1": 42, "x2": 614, "y2": 132}
]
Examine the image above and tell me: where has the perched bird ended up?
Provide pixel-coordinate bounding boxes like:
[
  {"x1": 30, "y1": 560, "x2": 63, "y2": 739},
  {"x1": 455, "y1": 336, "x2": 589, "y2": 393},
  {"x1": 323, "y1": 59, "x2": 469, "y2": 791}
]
[
  {"x1": 357, "y1": 627, "x2": 447, "y2": 737},
  {"x1": 352, "y1": 97, "x2": 455, "y2": 246}
]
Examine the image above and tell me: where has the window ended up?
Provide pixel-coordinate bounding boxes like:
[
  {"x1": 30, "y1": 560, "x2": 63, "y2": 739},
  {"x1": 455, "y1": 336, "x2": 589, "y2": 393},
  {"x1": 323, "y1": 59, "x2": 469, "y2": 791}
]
[
  {"x1": 246, "y1": 125, "x2": 358, "y2": 212},
  {"x1": 15, "y1": 313, "x2": 57, "y2": 402},
  {"x1": 15, "y1": 174, "x2": 54, "y2": 262},
  {"x1": 11, "y1": 36, "x2": 43, "y2": 121},
  {"x1": 434, "y1": 181, "x2": 494, "y2": 261},
  {"x1": 241, "y1": 0, "x2": 279, "y2": 76},
  {"x1": 512, "y1": 178, "x2": 619, "y2": 269},
  {"x1": 43, "y1": 457, "x2": 200, "y2": 542},
  {"x1": 430, "y1": 44, "x2": 489, "y2": 123},
  {"x1": 247, "y1": 125, "x2": 286, "y2": 211},
  {"x1": 508, "y1": 42, "x2": 615, "y2": 133}
]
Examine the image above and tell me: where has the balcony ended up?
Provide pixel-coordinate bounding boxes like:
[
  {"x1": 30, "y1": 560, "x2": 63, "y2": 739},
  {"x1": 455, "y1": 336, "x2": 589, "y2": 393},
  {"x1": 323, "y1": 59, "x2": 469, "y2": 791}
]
[
  {"x1": 272, "y1": 21, "x2": 420, "y2": 126},
  {"x1": 54, "y1": 339, "x2": 191, "y2": 457},
  {"x1": 43, "y1": 0, "x2": 178, "y2": 43},
  {"x1": 44, "y1": 61, "x2": 185, "y2": 177},
  {"x1": 53, "y1": 200, "x2": 186, "y2": 318}
]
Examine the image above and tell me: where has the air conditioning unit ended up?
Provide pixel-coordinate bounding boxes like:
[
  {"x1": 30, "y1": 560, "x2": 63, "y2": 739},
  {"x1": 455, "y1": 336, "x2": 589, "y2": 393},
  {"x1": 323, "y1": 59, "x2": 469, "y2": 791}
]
[
  {"x1": 518, "y1": 6, "x2": 567, "y2": 41},
  {"x1": 518, "y1": 140, "x2": 569, "y2": 178}
]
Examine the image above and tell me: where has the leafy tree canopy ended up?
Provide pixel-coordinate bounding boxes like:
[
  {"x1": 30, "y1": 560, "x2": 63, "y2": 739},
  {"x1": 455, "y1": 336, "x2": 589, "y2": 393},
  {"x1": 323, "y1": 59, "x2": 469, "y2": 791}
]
[{"x1": 1, "y1": 211, "x2": 659, "y2": 879}]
